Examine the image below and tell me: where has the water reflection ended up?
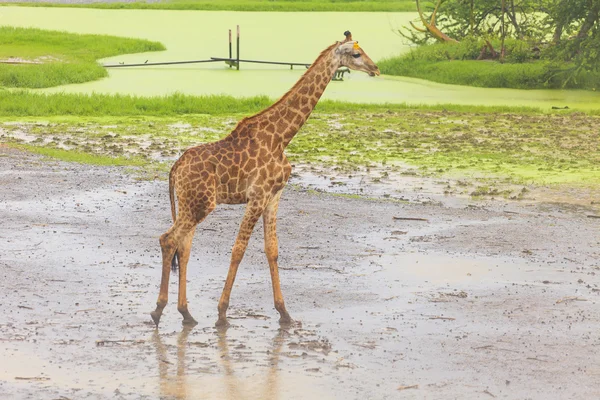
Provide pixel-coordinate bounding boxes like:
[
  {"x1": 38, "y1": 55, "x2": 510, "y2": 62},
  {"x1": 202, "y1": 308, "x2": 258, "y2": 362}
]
[
  {"x1": 152, "y1": 326, "x2": 287, "y2": 400},
  {"x1": 152, "y1": 327, "x2": 192, "y2": 399},
  {"x1": 217, "y1": 327, "x2": 243, "y2": 400}
]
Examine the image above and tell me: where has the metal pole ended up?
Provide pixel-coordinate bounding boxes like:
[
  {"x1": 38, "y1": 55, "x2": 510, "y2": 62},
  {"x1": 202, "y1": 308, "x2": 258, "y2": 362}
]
[
  {"x1": 228, "y1": 29, "x2": 232, "y2": 68},
  {"x1": 236, "y1": 25, "x2": 240, "y2": 71},
  {"x1": 210, "y1": 57, "x2": 309, "y2": 68},
  {"x1": 104, "y1": 59, "x2": 221, "y2": 68}
]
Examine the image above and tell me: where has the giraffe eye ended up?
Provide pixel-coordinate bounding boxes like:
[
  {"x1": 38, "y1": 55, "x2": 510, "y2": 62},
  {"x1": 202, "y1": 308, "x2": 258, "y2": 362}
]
[{"x1": 352, "y1": 53, "x2": 361, "y2": 59}]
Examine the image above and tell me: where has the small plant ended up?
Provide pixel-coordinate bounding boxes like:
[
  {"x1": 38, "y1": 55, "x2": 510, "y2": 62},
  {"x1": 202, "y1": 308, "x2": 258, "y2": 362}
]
[
  {"x1": 509, "y1": 187, "x2": 530, "y2": 200},
  {"x1": 470, "y1": 186, "x2": 512, "y2": 197}
]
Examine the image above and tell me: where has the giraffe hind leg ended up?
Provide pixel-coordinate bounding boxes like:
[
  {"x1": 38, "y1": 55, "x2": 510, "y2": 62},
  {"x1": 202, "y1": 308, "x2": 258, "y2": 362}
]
[
  {"x1": 177, "y1": 229, "x2": 198, "y2": 326},
  {"x1": 177, "y1": 203, "x2": 215, "y2": 326},
  {"x1": 151, "y1": 225, "x2": 180, "y2": 327},
  {"x1": 151, "y1": 195, "x2": 215, "y2": 327},
  {"x1": 151, "y1": 218, "x2": 196, "y2": 327}
]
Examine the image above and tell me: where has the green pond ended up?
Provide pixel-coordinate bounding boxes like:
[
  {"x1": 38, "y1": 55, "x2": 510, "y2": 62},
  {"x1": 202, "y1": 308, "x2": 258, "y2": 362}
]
[{"x1": 2, "y1": 6, "x2": 600, "y2": 110}]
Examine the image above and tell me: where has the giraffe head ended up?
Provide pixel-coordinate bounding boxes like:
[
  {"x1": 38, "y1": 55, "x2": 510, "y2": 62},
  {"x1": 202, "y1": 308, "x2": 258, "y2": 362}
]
[{"x1": 335, "y1": 31, "x2": 380, "y2": 77}]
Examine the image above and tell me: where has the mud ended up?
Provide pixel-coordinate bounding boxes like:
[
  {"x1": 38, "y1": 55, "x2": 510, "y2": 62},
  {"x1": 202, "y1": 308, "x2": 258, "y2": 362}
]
[
  {"x1": 0, "y1": 146, "x2": 599, "y2": 399},
  {"x1": 4, "y1": 114, "x2": 600, "y2": 207}
]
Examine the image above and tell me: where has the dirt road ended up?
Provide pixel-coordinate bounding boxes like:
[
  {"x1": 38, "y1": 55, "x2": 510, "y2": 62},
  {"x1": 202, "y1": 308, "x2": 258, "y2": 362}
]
[{"x1": 1, "y1": 146, "x2": 599, "y2": 399}]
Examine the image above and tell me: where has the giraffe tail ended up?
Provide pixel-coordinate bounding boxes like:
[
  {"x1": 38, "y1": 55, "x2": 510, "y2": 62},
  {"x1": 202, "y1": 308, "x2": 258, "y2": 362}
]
[{"x1": 169, "y1": 164, "x2": 180, "y2": 272}]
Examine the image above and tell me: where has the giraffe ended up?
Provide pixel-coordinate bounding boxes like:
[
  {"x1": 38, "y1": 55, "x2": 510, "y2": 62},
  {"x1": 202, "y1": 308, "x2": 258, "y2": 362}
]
[{"x1": 150, "y1": 31, "x2": 380, "y2": 328}]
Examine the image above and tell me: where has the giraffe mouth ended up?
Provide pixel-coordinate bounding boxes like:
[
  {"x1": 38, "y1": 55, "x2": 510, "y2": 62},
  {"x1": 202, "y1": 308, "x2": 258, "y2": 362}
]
[{"x1": 369, "y1": 68, "x2": 381, "y2": 77}]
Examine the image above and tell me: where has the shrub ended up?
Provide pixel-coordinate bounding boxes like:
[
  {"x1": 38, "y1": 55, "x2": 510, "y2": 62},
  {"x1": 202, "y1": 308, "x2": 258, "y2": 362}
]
[
  {"x1": 505, "y1": 39, "x2": 531, "y2": 63},
  {"x1": 379, "y1": 38, "x2": 599, "y2": 90}
]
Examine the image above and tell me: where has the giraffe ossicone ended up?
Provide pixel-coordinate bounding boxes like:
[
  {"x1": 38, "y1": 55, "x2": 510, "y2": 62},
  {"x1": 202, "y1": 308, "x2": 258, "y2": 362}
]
[{"x1": 150, "y1": 32, "x2": 380, "y2": 328}]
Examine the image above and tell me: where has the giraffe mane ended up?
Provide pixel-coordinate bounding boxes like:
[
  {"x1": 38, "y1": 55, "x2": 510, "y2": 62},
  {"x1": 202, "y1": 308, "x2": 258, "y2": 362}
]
[{"x1": 234, "y1": 41, "x2": 340, "y2": 127}]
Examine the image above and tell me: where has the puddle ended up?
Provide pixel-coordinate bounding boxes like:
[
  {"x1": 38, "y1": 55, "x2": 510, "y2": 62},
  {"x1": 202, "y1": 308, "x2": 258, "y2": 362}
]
[
  {"x1": 291, "y1": 163, "x2": 470, "y2": 207},
  {"x1": 526, "y1": 186, "x2": 600, "y2": 209},
  {"x1": 345, "y1": 217, "x2": 585, "y2": 297},
  {"x1": 291, "y1": 163, "x2": 600, "y2": 212},
  {"x1": 0, "y1": 320, "x2": 344, "y2": 400},
  {"x1": 149, "y1": 326, "x2": 337, "y2": 400},
  {"x1": 0, "y1": 344, "x2": 135, "y2": 397},
  {"x1": 365, "y1": 251, "x2": 559, "y2": 289}
]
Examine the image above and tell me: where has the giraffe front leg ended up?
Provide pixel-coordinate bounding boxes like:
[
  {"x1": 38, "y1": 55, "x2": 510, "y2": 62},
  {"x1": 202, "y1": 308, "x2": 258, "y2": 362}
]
[
  {"x1": 263, "y1": 192, "x2": 293, "y2": 325},
  {"x1": 216, "y1": 202, "x2": 263, "y2": 327}
]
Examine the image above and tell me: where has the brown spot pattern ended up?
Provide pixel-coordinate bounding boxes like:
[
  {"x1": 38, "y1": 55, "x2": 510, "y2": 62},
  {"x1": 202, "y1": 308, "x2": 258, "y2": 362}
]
[{"x1": 152, "y1": 40, "x2": 344, "y2": 328}]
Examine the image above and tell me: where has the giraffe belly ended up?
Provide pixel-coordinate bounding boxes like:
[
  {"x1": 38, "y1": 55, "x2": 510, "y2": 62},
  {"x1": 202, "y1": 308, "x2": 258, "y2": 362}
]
[
  {"x1": 216, "y1": 184, "x2": 248, "y2": 204},
  {"x1": 216, "y1": 193, "x2": 248, "y2": 205}
]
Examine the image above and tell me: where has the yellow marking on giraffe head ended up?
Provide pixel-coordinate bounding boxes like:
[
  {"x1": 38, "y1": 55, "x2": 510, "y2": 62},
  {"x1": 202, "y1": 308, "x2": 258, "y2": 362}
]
[{"x1": 353, "y1": 42, "x2": 360, "y2": 50}]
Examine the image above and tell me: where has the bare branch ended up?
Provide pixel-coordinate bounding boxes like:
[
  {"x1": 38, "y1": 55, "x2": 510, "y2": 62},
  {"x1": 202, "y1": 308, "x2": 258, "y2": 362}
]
[{"x1": 414, "y1": 0, "x2": 458, "y2": 43}]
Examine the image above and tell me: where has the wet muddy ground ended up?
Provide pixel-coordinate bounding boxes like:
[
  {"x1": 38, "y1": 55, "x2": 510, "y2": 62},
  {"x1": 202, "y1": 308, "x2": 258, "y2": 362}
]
[
  {"x1": 3, "y1": 111, "x2": 600, "y2": 205},
  {"x1": 1, "y1": 146, "x2": 599, "y2": 399}
]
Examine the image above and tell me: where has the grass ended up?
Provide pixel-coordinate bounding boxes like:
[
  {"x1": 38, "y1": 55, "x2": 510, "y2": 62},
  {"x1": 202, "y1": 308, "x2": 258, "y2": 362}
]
[
  {"x1": 8, "y1": 143, "x2": 147, "y2": 166},
  {"x1": 0, "y1": 27, "x2": 165, "y2": 88},
  {"x1": 379, "y1": 40, "x2": 600, "y2": 90},
  {"x1": 380, "y1": 58, "x2": 555, "y2": 89},
  {"x1": 2, "y1": 0, "x2": 415, "y2": 12},
  {"x1": 0, "y1": 91, "x2": 274, "y2": 117},
  {"x1": 290, "y1": 111, "x2": 600, "y2": 185},
  {"x1": 0, "y1": 90, "x2": 568, "y2": 118},
  {"x1": 2, "y1": 111, "x2": 599, "y2": 189}
]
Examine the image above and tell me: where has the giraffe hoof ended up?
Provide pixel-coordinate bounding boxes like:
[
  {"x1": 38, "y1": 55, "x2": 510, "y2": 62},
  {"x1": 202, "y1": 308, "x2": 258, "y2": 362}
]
[
  {"x1": 150, "y1": 311, "x2": 162, "y2": 327},
  {"x1": 182, "y1": 317, "x2": 198, "y2": 327},
  {"x1": 278, "y1": 315, "x2": 294, "y2": 326},
  {"x1": 215, "y1": 318, "x2": 229, "y2": 328},
  {"x1": 179, "y1": 308, "x2": 198, "y2": 326}
]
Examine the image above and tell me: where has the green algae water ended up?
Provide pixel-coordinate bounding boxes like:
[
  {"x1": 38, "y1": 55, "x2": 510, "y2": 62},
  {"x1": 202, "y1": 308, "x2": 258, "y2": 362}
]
[{"x1": 1, "y1": 6, "x2": 600, "y2": 110}]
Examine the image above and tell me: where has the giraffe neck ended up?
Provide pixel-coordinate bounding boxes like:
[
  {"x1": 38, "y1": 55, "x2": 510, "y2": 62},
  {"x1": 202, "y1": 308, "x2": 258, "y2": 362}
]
[{"x1": 252, "y1": 43, "x2": 340, "y2": 152}]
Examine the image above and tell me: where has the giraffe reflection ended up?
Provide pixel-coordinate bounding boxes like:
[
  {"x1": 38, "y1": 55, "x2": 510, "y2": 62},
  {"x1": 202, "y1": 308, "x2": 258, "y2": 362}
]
[
  {"x1": 152, "y1": 327, "x2": 192, "y2": 399},
  {"x1": 152, "y1": 327, "x2": 286, "y2": 400}
]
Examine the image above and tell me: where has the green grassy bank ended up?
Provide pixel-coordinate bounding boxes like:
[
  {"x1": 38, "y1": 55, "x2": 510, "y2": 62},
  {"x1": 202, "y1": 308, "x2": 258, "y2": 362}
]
[
  {"x1": 0, "y1": 90, "x2": 569, "y2": 118},
  {"x1": 379, "y1": 39, "x2": 600, "y2": 90},
  {"x1": 2, "y1": 0, "x2": 414, "y2": 12},
  {"x1": 0, "y1": 27, "x2": 164, "y2": 88}
]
